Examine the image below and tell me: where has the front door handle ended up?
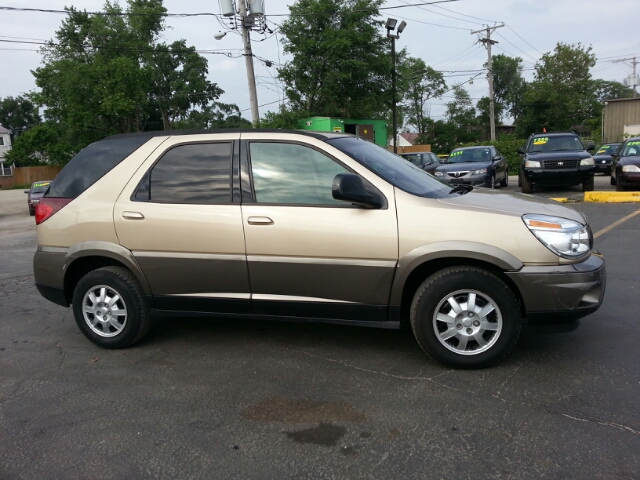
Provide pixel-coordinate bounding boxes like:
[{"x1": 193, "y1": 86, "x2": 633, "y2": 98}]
[
  {"x1": 247, "y1": 216, "x2": 274, "y2": 225},
  {"x1": 122, "y1": 211, "x2": 145, "y2": 220}
]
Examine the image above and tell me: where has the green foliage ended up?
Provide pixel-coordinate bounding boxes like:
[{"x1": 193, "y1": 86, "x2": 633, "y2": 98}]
[
  {"x1": 399, "y1": 56, "x2": 447, "y2": 135},
  {"x1": 4, "y1": 122, "x2": 74, "y2": 166},
  {"x1": 277, "y1": 0, "x2": 391, "y2": 119},
  {"x1": 260, "y1": 106, "x2": 304, "y2": 129},
  {"x1": 25, "y1": 0, "x2": 242, "y2": 165},
  {"x1": 517, "y1": 43, "x2": 596, "y2": 136},
  {"x1": 489, "y1": 54, "x2": 526, "y2": 121},
  {"x1": 0, "y1": 96, "x2": 41, "y2": 132}
]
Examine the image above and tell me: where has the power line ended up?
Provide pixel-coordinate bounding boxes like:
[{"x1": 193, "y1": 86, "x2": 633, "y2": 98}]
[
  {"x1": 505, "y1": 25, "x2": 543, "y2": 55},
  {"x1": 396, "y1": 0, "x2": 484, "y2": 25}
]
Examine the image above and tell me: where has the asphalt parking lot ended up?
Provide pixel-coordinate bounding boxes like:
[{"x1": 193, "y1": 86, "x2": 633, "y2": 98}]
[{"x1": 1, "y1": 184, "x2": 639, "y2": 479}]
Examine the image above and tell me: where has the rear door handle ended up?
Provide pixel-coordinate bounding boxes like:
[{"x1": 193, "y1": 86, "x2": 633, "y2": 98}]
[
  {"x1": 122, "y1": 211, "x2": 145, "y2": 220},
  {"x1": 247, "y1": 216, "x2": 274, "y2": 225}
]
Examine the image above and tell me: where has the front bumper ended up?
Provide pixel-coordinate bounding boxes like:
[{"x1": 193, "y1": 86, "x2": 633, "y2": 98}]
[
  {"x1": 524, "y1": 167, "x2": 595, "y2": 186},
  {"x1": 619, "y1": 172, "x2": 640, "y2": 186},
  {"x1": 594, "y1": 161, "x2": 611, "y2": 173},
  {"x1": 505, "y1": 252, "x2": 605, "y2": 324}
]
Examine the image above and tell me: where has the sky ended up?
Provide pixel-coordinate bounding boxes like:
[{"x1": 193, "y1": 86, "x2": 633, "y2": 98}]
[{"x1": 1, "y1": 0, "x2": 639, "y2": 126}]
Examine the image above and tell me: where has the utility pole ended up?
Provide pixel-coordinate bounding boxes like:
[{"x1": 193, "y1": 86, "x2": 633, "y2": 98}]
[
  {"x1": 471, "y1": 24, "x2": 504, "y2": 141},
  {"x1": 614, "y1": 57, "x2": 639, "y2": 97},
  {"x1": 237, "y1": 0, "x2": 260, "y2": 125}
]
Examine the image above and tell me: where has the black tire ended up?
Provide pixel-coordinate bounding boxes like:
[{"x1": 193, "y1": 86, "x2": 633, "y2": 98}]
[
  {"x1": 29, "y1": 208, "x2": 35, "y2": 216},
  {"x1": 410, "y1": 267, "x2": 521, "y2": 369},
  {"x1": 488, "y1": 174, "x2": 496, "y2": 189},
  {"x1": 616, "y1": 179, "x2": 625, "y2": 192},
  {"x1": 521, "y1": 174, "x2": 533, "y2": 194},
  {"x1": 610, "y1": 174, "x2": 616, "y2": 185},
  {"x1": 500, "y1": 172, "x2": 508, "y2": 187},
  {"x1": 72, "y1": 266, "x2": 151, "y2": 349},
  {"x1": 582, "y1": 176, "x2": 594, "y2": 192},
  {"x1": 518, "y1": 172, "x2": 522, "y2": 187}
]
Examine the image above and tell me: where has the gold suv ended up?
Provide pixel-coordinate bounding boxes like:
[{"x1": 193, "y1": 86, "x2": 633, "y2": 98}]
[{"x1": 33, "y1": 130, "x2": 606, "y2": 368}]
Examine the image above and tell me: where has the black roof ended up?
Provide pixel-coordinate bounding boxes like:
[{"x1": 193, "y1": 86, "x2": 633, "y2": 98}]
[
  {"x1": 529, "y1": 132, "x2": 580, "y2": 137},
  {"x1": 103, "y1": 128, "x2": 352, "y2": 142}
]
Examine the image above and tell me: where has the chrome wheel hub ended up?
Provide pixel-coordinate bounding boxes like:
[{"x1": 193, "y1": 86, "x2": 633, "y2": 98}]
[
  {"x1": 433, "y1": 289, "x2": 502, "y2": 355},
  {"x1": 82, "y1": 285, "x2": 128, "y2": 337}
]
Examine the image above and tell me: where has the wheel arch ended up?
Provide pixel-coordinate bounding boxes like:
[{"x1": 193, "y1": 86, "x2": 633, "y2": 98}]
[
  {"x1": 391, "y1": 243, "x2": 526, "y2": 325},
  {"x1": 63, "y1": 241, "x2": 151, "y2": 304}
]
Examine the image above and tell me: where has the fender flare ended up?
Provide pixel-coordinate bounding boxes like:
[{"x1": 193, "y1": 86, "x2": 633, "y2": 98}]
[
  {"x1": 64, "y1": 241, "x2": 152, "y2": 295},
  {"x1": 389, "y1": 241, "x2": 523, "y2": 305}
]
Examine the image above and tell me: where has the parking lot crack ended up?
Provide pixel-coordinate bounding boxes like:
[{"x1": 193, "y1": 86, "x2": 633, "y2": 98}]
[
  {"x1": 42, "y1": 323, "x2": 67, "y2": 375},
  {"x1": 561, "y1": 414, "x2": 640, "y2": 435},
  {"x1": 274, "y1": 345, "x2": 472, "y2": 394}
]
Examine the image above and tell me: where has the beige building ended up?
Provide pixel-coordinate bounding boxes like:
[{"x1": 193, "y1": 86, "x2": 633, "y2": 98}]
[{"x1": 602, "y1": 97, "x2": 640, "y2": 142}]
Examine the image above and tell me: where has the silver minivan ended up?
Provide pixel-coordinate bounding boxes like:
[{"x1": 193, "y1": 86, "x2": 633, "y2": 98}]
[{"x1": 33, "y1": 130, "x2": 605, "y2": 368}]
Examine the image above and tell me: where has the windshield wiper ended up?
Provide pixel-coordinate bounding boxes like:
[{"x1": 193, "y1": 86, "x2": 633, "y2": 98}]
[{"x1": 449, "y1": 184, "x2": 474, "y2": 195}]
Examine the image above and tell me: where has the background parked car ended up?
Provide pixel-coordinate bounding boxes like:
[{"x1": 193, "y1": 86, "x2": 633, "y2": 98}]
[
  {"x1": 611, "y1": 137, "x2": 640, "y2": 191},
  {"x1": 434, "y1": 146, "x2": 508, "y2": 188},
  {"x1": 399, "y1": 151, "x2": 441, "y2": 174},
  {"x1": 593, "y1": 142, "x2": 620, "y2": 175},
  {"x1": 24, "y1": 180, "x2": 52, "y2": 216}
]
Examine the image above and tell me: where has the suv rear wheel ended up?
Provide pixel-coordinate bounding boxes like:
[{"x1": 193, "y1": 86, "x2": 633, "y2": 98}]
[
  {"x1": 410, "y1": 267, "x2": 521, "y2": 369},
  {"x1": 72, "y1": 266, "x2": 151, "y2": 349}
]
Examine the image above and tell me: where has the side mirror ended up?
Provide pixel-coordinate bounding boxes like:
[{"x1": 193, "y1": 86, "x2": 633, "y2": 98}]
[
  {"x1": 493, "y1": 155, "x2": 502, "y2": 162},
  {"x1": 332, "y1": 173, "x2": 383, "y2": 209},
  {"x1": 517, "y1": 148, "x2": 525, "y2": 154},
  {"x1": 24, "y1": 190, "x2": 29, "y2": 193},
  {"x1": 611, "y1": 152, "x2": 619, "y2": 158},
  {"x1": 587, "y1": 144, "x2": 595, "y2": 151}
]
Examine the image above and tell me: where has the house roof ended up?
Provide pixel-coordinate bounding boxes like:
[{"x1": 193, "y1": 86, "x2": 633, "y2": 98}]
[
  {"x1": 0, "y1": 126, "x2": 11, "y2": 134},
  {"x1": 400, "y1": 132, "x2": 419, "y2": 145}
]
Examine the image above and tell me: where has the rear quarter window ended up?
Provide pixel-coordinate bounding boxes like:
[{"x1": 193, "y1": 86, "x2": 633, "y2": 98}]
[{"x1": 47, "y1": 136, "x2": 149, "y2": 198}]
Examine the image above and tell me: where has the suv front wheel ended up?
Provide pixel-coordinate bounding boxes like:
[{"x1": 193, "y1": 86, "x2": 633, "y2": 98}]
[
  {"x1": 72, "y1": 266, "x2": 151, "y2": 349},
  {"x1": 410, "y1": 267, "x2": 521, "y2": 369}
]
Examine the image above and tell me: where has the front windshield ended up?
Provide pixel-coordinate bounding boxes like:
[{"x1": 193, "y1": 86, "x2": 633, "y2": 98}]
[
  {"x1": 529, "y1": 135, "x2": 585, "y2": 153},
  {"x1": 327, "y1": 137, "x2": 452, "y2": 198},
  {"x1": 596, "y1": 144, "x2": 619, "y2": 154},
  {"x1": 447, "y1": 148, "x2": 491, "y2": 163},
  {"x1": 622, "y1": 140, "x2": 640, "y2": 157}
]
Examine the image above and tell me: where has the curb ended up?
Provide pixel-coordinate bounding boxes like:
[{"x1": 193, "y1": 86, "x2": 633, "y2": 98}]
[{"x1": 584, "y1": 192, "x2": 640, "y2": 203}]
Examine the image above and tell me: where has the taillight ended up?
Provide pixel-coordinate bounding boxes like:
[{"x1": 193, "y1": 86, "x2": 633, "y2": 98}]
[{"x1": 35, "y1": 198, "x2": 72, "y2": 225}]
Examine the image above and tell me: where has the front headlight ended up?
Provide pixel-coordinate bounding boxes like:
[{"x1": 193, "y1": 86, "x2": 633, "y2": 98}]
[
  {"x1": 622, "y1": 165, "x2": 640, "y2": 172},
  {"x1": 523, "y1": 214, "x2": 592, "y2": 258},
  {"x1": 580, "y1": 157, "x2": 594, "y2": 166},
  {"x1": 525, "y1": 160, "x2": 541, "y2": 168},
  {"x1": 473, "y1": 168, "x2": 487, "y2": 175},
  {"x1": 435, "y1": 171, "x2": 444, "y2": 177}
]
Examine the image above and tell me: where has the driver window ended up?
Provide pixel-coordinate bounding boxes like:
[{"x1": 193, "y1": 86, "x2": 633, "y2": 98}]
[{"x1": 249, "y1": 142, "x2": 349, "y2": 205}]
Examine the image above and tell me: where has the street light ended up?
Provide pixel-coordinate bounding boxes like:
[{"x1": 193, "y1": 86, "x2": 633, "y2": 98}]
[{"x1": 387, "y1": 18, "x2": 406, "y2": 154}]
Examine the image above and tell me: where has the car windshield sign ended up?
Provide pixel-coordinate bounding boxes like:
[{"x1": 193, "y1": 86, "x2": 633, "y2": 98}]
[
  {"x1": 622, "y1": 140, "x2": 640, "y2": 156},
  {"x1": 448, "y1": 148, "x2": 490, "y2": 163},
  {"x1": 530, "y1": 135, "x2": 584, "y2": 152},
  {"x1": 327, "y1": 137, "x2": 452, "y2": 198}
]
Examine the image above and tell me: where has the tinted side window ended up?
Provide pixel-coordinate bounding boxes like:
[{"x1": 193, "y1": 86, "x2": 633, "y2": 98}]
[
  {"x1": 48, "y1": 136, "x2": 149, "y2": 198},
  {"x1": 249, "y1": 142, "x2": 348, "y2": 205},
  {"x1": 149, "y1": 143, "x2": 232, "y2": 204}
]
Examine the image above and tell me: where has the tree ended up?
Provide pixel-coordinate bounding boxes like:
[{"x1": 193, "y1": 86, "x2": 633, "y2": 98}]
[
  {"x1": 446, "y1": 85, "x2": 476, "y2": 127},
  {"x1": 3, "y1": 122, "x2": 74, "y2": 166},
  {"x1": 277, "y1": 0, "x2": 392, "y2": 119},
  {"x1": 29, "y1": 0, "x2": 240, "y2": 159},
  {"x1": 517, "y1": 43, "x2": 596, "y2": 136},
  {"x1": 399, "y1": 56, "x2": 447, "y2": 135},
  {"x1": 489, "y1": 54, "x2": 526, "y2": 121},
  {"x1": 0, "y1": 96, "x2": 41, "y2": 134},
  {"x1": 476, "y1": 96, "x2": 504, "y2": 133}
]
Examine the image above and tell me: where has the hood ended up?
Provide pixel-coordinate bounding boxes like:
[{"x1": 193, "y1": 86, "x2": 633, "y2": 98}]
[
  {"x1": 30, "y1": 192, "x2": 46, "y2": 201},
  {"x1": 593, "y1": 154, "x2": 613, "y2": 161},
  {"x1": 619, "y1": 155, "x2": 640, "y2": 166},
  {"x1": 436, "y1": 188, "x2": 586, "y2": 224},
  {"x1": 436, "y1": 161, "x2": 491, "y2": 172},
  {"x1": 526, "y1": 151, "x2": 591, "y2": 161}
]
